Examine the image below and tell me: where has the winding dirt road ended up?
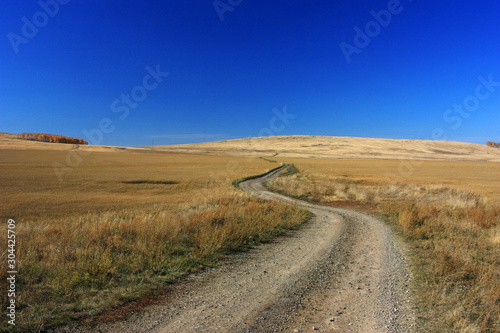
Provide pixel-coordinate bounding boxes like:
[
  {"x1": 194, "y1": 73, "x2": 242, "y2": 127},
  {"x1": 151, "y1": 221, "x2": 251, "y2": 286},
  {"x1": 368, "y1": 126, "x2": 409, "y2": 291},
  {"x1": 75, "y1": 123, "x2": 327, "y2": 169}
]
[{"x1": 58, "y1": 165, "x2": 416, "y2": 333}]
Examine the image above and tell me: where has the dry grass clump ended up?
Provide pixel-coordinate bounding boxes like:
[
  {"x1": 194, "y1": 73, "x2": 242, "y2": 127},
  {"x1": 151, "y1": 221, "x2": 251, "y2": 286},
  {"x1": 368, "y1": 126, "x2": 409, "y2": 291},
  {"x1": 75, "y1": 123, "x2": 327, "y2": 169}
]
[
  {"x1": 267, "y1": 170, "x2": 500, "y2": 332},
  {"x1": 379, "y1": 200, "x2": 500, "y2": 332},
  {"x1": 0, "y1": 192, "x2": 307, "y2": 331}
]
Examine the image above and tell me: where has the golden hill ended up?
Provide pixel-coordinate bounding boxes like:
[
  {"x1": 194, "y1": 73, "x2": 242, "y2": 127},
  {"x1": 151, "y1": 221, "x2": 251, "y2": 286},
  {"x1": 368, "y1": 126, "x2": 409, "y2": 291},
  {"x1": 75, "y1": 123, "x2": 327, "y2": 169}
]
[
  {"x1": 2, "y1": 133, "x2": 499, "y2": 162},
  {"x1": 155, "y1": 135, "x2": 500, "y2": 162}
]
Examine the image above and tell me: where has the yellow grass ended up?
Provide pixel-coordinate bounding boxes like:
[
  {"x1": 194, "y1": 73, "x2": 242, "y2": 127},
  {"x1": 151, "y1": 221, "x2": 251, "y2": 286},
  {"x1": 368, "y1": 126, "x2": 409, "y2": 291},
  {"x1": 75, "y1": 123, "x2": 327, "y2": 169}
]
[
  {"x1": 2, "y1": 133, "x2": 499, "y2": 331},
  {"x1": 277, "y1": 158, "x2": 500, "y2": 202},
  {"x1": 0, "y1": 147, "x2": 308, "y2": 331},
  {"x1": 266, "y1": 160, "x2": 500, "y2": 332},
  {"x1": 0, "y1": 148, "x2": 279, "y2": 222},
  {"x1": 156, "y1": 135, "x2": 500, "y2": 162}
]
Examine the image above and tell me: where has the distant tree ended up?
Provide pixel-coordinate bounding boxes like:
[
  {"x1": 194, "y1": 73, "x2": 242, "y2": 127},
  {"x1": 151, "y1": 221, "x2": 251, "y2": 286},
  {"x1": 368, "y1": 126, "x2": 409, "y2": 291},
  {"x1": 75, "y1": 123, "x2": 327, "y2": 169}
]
[
  {"x1": 486, "y1": 141, "x2": 500, "y2": 148},
  {"x1": 18, "y1": 133, "x2": 88, "y2": 145}
]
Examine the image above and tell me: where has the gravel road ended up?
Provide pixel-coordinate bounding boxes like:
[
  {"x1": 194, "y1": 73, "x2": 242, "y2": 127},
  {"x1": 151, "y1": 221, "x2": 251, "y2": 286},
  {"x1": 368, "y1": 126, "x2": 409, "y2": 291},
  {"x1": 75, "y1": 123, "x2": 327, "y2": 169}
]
[{"x1": 56, "y1": 165, "x2": 416, "y2": 333}]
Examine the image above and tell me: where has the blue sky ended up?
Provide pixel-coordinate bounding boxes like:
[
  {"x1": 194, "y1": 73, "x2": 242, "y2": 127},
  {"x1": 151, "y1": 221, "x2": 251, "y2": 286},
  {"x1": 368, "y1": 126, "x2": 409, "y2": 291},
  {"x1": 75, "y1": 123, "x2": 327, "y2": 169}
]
[{"x1": 1, "y1": 0, "x2": 499, "y2": 146}]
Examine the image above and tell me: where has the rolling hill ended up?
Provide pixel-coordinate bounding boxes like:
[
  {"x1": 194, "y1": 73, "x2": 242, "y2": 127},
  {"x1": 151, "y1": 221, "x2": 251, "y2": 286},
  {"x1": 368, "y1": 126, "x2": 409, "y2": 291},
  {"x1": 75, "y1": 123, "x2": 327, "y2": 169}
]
[{"x1": 154, "y1": 135, "x2": 500, "y2": 161}]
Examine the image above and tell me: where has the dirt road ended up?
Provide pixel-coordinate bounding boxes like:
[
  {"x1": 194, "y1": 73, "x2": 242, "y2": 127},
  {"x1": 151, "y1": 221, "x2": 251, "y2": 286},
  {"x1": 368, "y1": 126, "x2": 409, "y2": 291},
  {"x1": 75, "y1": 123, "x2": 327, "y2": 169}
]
[{"x1": 58, "y1": 165, "x2": 416, "y2": 332}]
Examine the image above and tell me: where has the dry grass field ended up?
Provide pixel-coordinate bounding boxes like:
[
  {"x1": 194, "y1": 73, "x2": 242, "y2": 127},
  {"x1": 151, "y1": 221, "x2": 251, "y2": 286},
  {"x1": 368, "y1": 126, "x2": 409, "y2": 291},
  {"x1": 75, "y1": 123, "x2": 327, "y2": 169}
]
[
  {"x1": 1, "y1": 133, "x2": 499, "y2": 331},
  {"x1": 0, "y1": 135, "x2": 308, "y2": 331},
  {"x1": 266, "y1": 159, "x2": 500, "y2": 332},
  {"x1": 157, "y1": 135, "x2": 500, "y2": 162},
  {"x1": 0, "y1": 148, "x2": 277, "y2": 222},
  {"x1": 277, "y1": 158, "x2": 500, "y2": 202}
]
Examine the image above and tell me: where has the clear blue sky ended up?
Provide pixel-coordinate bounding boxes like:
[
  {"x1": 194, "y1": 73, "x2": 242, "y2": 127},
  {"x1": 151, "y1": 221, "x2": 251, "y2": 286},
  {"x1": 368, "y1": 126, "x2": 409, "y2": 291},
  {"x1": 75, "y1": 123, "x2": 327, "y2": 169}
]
[{"x1": 1, "y1": 0, "x2": 499, "y2": 146}]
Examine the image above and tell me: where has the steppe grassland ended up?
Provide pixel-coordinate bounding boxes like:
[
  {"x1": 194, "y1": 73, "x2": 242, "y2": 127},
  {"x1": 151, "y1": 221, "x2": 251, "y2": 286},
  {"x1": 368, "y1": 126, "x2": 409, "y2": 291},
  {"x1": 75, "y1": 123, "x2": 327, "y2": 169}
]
[
  {"x1": 268, "y1": 158, "x2": 500, "y2": 332},
  {"x1": 158, "y1": 135, "x2": 500, "y2": 162},
  {"x1": 276, "y1": 158, "x2": 500, "y2": 201},
  {"x1": 0, "y1": 148, "x2": 308, "y2": 331}
]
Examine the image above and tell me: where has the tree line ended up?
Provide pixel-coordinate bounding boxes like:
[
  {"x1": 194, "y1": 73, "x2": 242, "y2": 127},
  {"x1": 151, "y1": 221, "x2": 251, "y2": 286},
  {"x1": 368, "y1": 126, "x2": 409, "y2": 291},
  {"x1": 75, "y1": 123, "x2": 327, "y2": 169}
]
[{"x1": 18, "y1": 133, "x2": 88, "y2": 145}]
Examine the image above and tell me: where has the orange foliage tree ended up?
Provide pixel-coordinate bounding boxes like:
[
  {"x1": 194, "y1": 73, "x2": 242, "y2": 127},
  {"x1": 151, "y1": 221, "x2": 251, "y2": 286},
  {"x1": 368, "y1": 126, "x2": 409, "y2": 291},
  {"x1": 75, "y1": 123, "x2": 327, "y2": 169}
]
[{"x1": 17, "y1": 133, "x2": 88, "y2": 145}]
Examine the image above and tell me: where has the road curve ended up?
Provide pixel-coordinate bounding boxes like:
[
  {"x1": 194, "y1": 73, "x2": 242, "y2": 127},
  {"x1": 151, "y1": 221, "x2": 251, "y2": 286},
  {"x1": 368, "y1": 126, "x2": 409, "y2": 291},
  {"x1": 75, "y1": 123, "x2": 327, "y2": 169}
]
[
  {"x1": 56, "y1": 165, "x2": 416, "y2": 333},
  {"x1": 239, "y1": 165, "x2": 417, "y2": 332}
]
